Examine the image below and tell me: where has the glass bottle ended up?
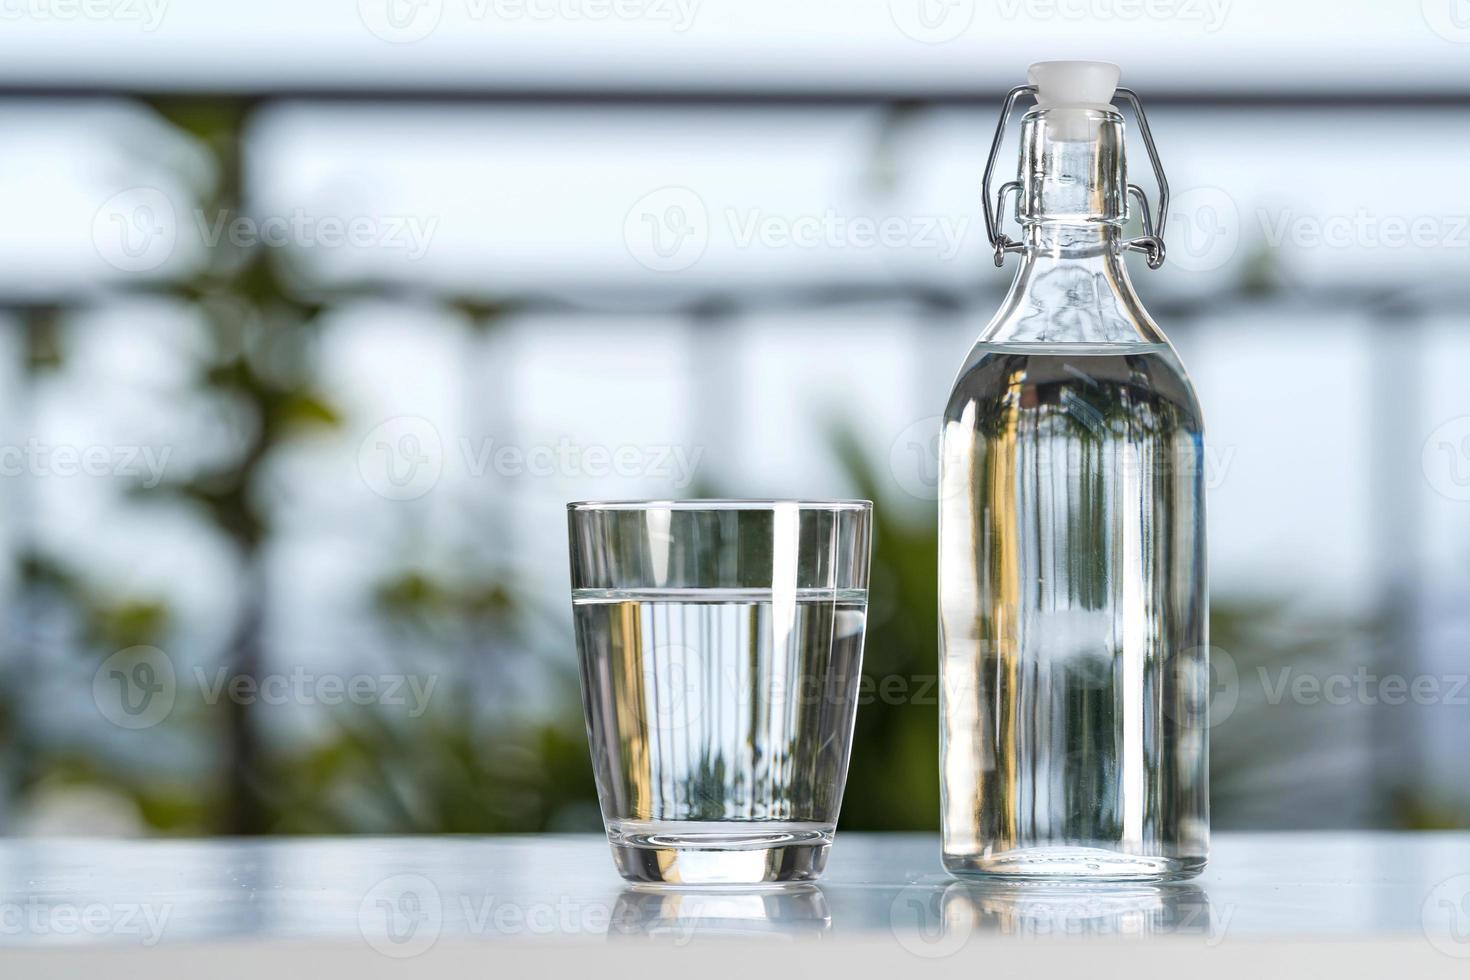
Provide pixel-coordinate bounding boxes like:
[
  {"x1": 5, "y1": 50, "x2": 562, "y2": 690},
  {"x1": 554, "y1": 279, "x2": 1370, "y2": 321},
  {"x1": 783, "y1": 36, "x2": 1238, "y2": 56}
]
[{"x1": 939, "y1": 62, "x2": 1208, "y2": 880}]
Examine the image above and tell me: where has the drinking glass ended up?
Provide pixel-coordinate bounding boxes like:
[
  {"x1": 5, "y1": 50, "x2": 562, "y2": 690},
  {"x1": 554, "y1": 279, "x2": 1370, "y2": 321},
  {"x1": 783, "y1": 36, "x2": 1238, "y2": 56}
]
[{"x1": 568, "y1": 500, "x2": 872, "y2": 885}]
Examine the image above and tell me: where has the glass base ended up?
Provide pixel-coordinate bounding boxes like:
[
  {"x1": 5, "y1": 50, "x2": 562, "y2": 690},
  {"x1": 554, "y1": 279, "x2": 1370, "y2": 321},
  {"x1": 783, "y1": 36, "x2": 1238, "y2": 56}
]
[
  {"x1": 608, "y1": 821, "x2": 832, "y2": 885},
  {"x1": 944, "y1": 846, "x2": 1206, "y2": 882}
]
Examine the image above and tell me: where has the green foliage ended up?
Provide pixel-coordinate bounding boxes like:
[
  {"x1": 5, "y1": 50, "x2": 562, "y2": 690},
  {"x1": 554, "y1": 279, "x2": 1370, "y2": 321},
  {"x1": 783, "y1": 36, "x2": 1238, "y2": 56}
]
[
  {"x1": 255, "y1": 708, "x2": 597, "y2": 835},
  {"x1": 4, "y1": 99, "x2": 1465, "y2": 840},
  {"x1": 825, "y1": 425, "x2": 941, "y2": 830}
]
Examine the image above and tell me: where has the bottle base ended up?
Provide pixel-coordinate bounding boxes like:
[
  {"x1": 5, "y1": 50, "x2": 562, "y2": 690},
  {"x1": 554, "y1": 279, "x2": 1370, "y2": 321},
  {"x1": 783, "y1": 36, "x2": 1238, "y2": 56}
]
[
  {"x1": 608, "y1": 821, "x2": 832, "y2": 885},
  {"x1": 944, "y1": 846, "x2": 1205, "y2": 882}
]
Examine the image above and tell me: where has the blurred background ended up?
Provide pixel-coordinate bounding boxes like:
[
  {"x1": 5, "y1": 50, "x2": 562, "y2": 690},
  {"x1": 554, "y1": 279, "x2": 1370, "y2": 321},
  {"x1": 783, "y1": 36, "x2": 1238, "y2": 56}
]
[{"x1": 0, "y1": 0, "x2": 1468, "y2": 838}]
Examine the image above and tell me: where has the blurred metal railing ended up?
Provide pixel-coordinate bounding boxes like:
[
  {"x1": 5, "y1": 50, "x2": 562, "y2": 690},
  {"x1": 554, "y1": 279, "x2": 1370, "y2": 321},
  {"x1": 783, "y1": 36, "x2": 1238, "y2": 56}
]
[{"x1": 1, "y1": 78, "x2": 1464, "y2": 832}]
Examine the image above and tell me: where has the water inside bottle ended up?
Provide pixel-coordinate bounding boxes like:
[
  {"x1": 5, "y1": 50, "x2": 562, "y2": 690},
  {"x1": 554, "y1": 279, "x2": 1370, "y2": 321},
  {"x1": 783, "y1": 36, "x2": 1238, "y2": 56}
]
[{"x1": 939, "y1": 342, "x2": 1209, "y2": 879}]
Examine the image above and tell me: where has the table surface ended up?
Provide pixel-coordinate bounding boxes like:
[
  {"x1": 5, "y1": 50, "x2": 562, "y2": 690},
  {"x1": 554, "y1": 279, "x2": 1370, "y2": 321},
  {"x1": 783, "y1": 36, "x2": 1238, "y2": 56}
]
[{"x1": 5, "y1": 832, "x2": 1470, "y2": 970}]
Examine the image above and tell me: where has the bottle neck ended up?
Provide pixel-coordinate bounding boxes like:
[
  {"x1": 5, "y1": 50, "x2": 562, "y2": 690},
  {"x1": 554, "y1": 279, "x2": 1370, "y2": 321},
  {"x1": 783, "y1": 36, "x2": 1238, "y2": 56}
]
[
  {"x1": 1018, "y1": 107, "x2": 1126, "y2": 227},
  {"x1": 980, "y1": 108, "x2": 1164, "y2": 347},
  {"x1": 1021, "y1": 222, "x2": 1123, "y2": 258}
]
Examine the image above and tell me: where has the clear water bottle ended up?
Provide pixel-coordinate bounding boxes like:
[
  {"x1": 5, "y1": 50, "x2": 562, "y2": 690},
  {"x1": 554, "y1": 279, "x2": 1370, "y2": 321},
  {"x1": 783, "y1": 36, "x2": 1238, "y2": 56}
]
[{"x1": 939, "y1": 62, "x2": 1208, "y2": 880}]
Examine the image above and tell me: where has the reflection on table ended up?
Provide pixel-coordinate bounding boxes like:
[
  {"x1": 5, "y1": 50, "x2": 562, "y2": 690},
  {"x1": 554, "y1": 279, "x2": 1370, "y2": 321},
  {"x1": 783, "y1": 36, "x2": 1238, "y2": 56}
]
[{"x1": 610, "y1": 884, "x2": 831, "y2": 941}]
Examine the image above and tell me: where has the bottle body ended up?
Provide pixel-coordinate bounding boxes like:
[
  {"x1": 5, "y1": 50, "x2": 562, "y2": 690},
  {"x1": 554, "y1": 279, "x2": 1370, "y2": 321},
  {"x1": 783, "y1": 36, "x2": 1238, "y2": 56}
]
[
  {"x1": 940, "y1": 67, "x2": 1207, "y2": 880},
  {"x1": 938, "y1": 334, "x2": 1208, "y2": 879}
]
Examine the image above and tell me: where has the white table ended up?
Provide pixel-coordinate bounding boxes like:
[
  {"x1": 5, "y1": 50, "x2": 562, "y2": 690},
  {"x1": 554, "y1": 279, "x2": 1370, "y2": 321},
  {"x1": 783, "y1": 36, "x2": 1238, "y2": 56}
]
[{"x1": 5, "y1": 832, "x2": 1470, "y2": 977}]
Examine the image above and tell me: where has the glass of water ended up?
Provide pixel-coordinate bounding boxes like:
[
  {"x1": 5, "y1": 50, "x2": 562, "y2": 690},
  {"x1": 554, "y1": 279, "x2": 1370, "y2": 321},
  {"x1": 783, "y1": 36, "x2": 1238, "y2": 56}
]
[{"x1": 568, "y1": 500, "x2": 872, "y2": 885}]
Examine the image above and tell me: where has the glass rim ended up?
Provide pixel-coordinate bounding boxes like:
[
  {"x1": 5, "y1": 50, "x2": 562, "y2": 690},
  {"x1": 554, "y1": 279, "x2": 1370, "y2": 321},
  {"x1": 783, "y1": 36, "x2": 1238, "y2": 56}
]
[{"x1": 567, "y1": 498, "x2": 871, "y2": 512}]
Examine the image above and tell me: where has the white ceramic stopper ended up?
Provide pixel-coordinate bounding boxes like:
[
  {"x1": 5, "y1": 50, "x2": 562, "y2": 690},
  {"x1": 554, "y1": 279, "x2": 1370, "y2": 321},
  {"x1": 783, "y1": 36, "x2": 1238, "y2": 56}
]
[{"x1": 1028, "y1": 61, "x2": 1121, "y2": 112}]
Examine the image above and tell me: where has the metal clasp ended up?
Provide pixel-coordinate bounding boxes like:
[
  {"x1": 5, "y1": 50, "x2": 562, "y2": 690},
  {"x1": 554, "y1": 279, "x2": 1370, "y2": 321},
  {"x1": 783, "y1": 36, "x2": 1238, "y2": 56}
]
[{"x1": 981, "y1": 85, "x2": 1171, "y2": 270}]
